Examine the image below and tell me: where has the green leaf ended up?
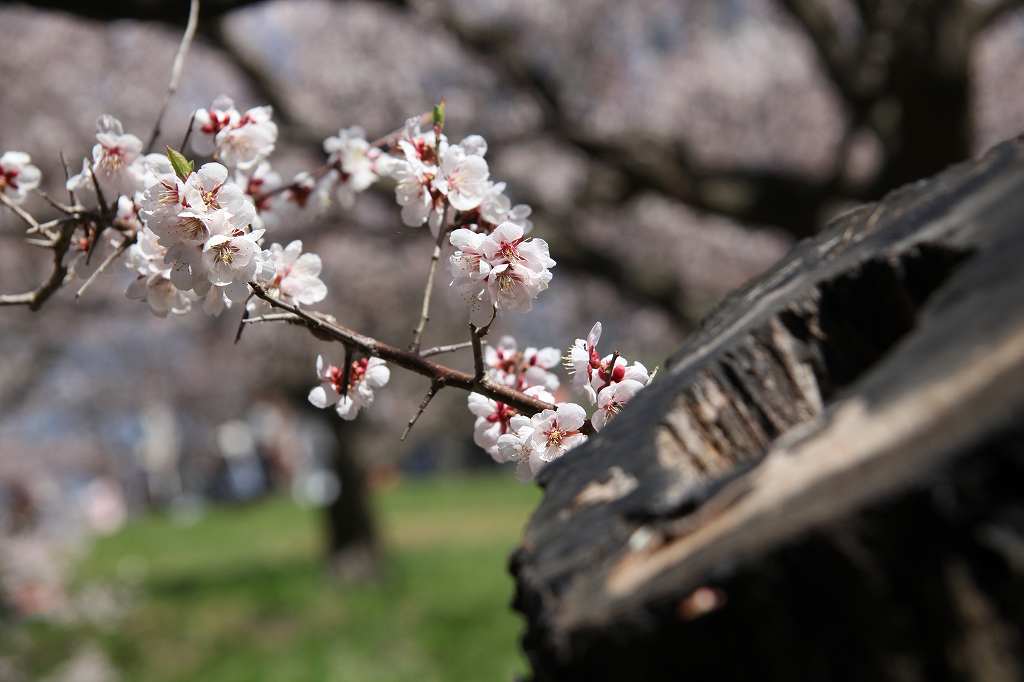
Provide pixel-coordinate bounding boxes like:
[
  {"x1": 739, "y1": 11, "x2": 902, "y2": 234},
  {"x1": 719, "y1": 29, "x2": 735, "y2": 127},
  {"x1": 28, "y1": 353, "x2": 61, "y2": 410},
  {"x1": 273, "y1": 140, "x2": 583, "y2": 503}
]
[
  {"x1": 432, "y1": 99, "x2": 446, "y2": 132},
  {"x1": 166, "y1": 146, "x2": 194, "y2": 181}
]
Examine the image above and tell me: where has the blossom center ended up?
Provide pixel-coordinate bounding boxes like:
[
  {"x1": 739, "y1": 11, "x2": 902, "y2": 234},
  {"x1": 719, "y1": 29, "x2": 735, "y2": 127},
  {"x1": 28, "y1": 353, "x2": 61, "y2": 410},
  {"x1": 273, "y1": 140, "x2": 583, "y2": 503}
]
[
  {"x1": 0, "y1": 168, "x2": 18, "y2": 190},
  {"x1": 211, "y1": 241, "x2": 238, "y2": 265}
]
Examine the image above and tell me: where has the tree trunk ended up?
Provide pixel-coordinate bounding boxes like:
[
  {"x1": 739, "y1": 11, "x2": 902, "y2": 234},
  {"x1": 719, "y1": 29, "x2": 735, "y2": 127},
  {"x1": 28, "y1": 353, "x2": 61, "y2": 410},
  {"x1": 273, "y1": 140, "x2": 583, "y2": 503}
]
[
  {"x1": 323, "y1": 419, "x2": 380, "y2": 582},
  {"x1": 511, "y1": 136, "x2": 1024, "y2": 681}
]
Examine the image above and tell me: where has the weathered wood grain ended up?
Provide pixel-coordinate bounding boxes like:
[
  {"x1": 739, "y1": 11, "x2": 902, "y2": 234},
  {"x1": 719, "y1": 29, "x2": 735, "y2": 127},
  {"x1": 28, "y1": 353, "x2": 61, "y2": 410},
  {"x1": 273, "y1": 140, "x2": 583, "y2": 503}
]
[{"x1": 512, "y1": 136, "x2": 1024, "y2": 681}]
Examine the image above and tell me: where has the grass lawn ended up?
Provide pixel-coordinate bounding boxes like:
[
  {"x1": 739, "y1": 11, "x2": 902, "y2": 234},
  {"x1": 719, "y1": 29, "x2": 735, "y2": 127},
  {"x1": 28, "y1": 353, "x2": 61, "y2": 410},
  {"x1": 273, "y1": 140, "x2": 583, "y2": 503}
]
[{"x1": 2, "y1": 474, "x2": 541, "y2": 682}]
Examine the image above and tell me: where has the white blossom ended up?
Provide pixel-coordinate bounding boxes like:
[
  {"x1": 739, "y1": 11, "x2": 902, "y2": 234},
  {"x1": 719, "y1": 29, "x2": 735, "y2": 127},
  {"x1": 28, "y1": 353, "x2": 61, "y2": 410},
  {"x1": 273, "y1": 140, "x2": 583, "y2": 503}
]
[
  {"x1": 0, "y1": 151, "x2": 41, "y2": 204},
  {"x1": 221, "y1": 109, "x2": 276, "y2": 170},
  {"x1": 495, "y1": 416, "x2": 544, "y2": 481},
  {"x1": 433, "y1": 142, "x2": 489, "y2": 211},
  {"x1": 392, "y1": 153, "x2": 443, "y2": 232},
  {"x1": 529, "y1": 403, "x2": 588, "y2": 464},
  {"x1": 237, "y1": 161, "x2": 280, "y2": 227},
  {"x1": 448, "y1": 228, "x2": 492, "y2": 300},
  {"x1": 486, "y1": 262, "x2": 552, "y2": 312},
  {"x1": 259, "y1": 240, "x2": 327, "y2": 307},
  {"x1": 191, "y1": 95, "x2": 239, "y2": 156},
  {"x1": 201, "y1": 211, "x2": 265, "y2": 303},
  {"x1": 323, "y1": 127, "x2": 377, "y2": 208},
  {"x1": 497, "y1": 402, "x2": 588, "y2": 480},
  {"x1": 124, "y1": 227, "x2": 192, "y2": 317},
  {"x1": 592, "y1": 379, "x2": 645, "y2": 431},
  {"x1": 449, "y1": 221, "x2": 555, "y2": 312},
  {"x1": 68, "y1": 116, "x2": 147, "y2": 202},
  {"x1": 467, "y1": 385, "x2": 553, "y2": 460},
  {"x1": 567, "y1": 322, "x2": 603, "y2": 389},
  {"x1": 308, "y1": 355, "x2": 390, "y2": 421},
  {"x1": 482, "y1": 336, "x2": 560, "y2": 391}
]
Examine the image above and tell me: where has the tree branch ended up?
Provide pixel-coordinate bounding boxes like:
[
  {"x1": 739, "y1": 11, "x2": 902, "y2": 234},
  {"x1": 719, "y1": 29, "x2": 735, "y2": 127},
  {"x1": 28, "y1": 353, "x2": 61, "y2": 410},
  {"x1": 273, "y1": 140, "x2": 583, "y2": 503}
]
[
  {"x1": 410, "y1": 220, "x2": 448, "y2": 352},
  {"x1": 145, "y1": 0, "x2": 200, "y2": 153},
  {"x1": 246, "y1": 283, "x2": 555, "y2": 416},
  {"x1": 0, "y1": 222, "x2": 75, "y2": 310}
]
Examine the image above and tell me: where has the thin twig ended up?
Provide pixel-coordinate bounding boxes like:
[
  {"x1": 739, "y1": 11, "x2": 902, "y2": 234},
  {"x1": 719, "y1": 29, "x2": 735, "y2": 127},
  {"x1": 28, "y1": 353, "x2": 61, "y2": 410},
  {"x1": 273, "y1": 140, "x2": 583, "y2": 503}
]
[
  {"x1": 470, "y1": 305, "x2": 498, "y2": 380},
  {"x1": 75, "y1": 235, "x2": 133, "y2": 299},
  {"x1": 233, "y1": 291, "x2": 255, "y2": 344},
  {"x1": 34, "y1": 189, "x2": 76, "y2": 216},
  {"x1": 243, "y1": 312, "x2": 300, "y2": 325},
  {"x1": 146, "y1": 0, "x2": 200, "y2": 153},
  {"x1": 87, "y1": 165, "x2": 110, "y2": 220},
  {"x1": 410, "y1": 217, "x2": 448, "y2": 352},
  {"x1": 0, "y1": 223, "x2": 75, "y2": 310},
  {"x1": 340, "y1": 345, "x2": 353, "y2": 398},
  {"x1": 180, "y1": 111, "x2": 198, "y2": 153},
  {"x1": 59, "y1": 151, "x2": 76, "y2": 206},
  {"x1": 0, "y1": 193, "x2": 41, "y2": 232},
  {"x1": 420, "y1": 340, "x2": 473, "y2": 357},
  {"x1": 470, "y1": 323, "x2": 487, "y2": 382},
  {"x1": 400, "y1": 380, "x2": 443, "y2": 441},
  {"x1": 246, "y1": 282, "x2": 554, "y2": 416}
]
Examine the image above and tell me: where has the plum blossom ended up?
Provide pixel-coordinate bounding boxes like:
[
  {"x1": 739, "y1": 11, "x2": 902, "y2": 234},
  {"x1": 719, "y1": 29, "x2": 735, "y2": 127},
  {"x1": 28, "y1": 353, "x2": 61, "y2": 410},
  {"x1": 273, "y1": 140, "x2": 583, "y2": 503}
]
[
  {"x1": 449, "y1": 220, "x2": 555, "y2": 311},
  {"x1": 529, "y1": 403, "x2": 588, "y2": 463},
  {"x1": 592, "y1": 380, "x2": 645, "y2": 431},
  {"x1": 497, "y1": 403, "x2": 588, "y2": 479},
  {"x1": 192, "y1": 96, "x2": 277, "y2": 170},
  {"x1": 140, "y1": 161, "x2": 257, "y2": 249},
  {"x1": 217, "y1": 105, "x2": 277, "y2": 169},
  {"x1": 487, "y1": 262, "x2": 552, "y2": 312},
  {"x1": 323, "y1": 127, "x2": 378, "y2": 208},
  {"x1": 477, "y1": 180, "x2": 533, "y2": 233},
  {"x1": 182, "y1": 162, "x2": 257, "y2": 227},
  {"x1": 483, "y1": 336, "x2": 560, "y2": 391},
  {"x1": 433, "y1": 142, "x2": 489, "y2": 211},
  {"x1": 495, "y1": 416, "x2": 544, "y2": 480},
  {"x1": 0, "y1": 151, "x2": 41, "y2": 204},
  {"x1": 392, "y1": 153, "x2": 444, "y2": 233},
  {"x1": 467, "y1": 385, "x2": 554, "y2": 459},
  {"x1": 566, "y1": 321, "x2": 603, "y2": 389},
  {"x1": 201, "y1": 211, "x2": 266, "y2": 303},
  {"x1": 67, "y1": 116, "x2": 146, "y2": 201},
  {"x1": 448, "y1": 228, "x2": 491, "y2": 300},
  {"x1": 308, "y1": 355, "x2": 390, "y2": 421},
  {"x1": 63, "y1": 227, "x2": 126, "y2": 281},
  {"x1": 565, "y1": 321, "x2": 652, "y2": 403},
  {"x1": 234, "y1": 162, "x2": 280, "y2": 229},
  {"x1": 124, "y1": 227, "x2": 192, "y2": 317},
  {"x1": 258, "y1": 240, "x2": 327, "y2": 307},
  {"x1": 191, "y1": 95, "x2": 239, "y2": 156}
]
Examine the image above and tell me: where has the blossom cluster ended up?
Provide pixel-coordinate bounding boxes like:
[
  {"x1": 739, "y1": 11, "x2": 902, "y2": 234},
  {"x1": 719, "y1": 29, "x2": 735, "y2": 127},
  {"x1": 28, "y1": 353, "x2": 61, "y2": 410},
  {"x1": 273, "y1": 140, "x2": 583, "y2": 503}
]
[
  {"x1": 3, "y1": 94, "x2": 654, "y2": 479},
  {"x1": 465, "y1": 322, "x2": 653, "y2": 480},
  {"x1": 308, "y1": 354, "x2": 391, "y2": 421},
  {"x1": 0, "y1": 151, "x2": 41, "y2": 204}
]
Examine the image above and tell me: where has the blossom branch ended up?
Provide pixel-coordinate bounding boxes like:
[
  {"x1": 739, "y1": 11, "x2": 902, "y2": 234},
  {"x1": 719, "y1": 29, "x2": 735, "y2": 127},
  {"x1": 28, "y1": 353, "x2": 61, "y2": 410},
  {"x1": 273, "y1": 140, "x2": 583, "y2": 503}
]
[
  {"x1": 400, "y1": 379, "x2": 442, "y2": 441},
  {"x1": 409, "y1": 220, "x2": 448, "y2": 353},
  {"x1": 469, "y1": 306, "x2": 497, "y2": 381},
  {"x1": 0, "y1": 222, "x2": 74, "y2": 310},
  {"x1": 246, "y1": 282, "x2": 555, "y2": 416},
  {"x1": 420, "y1": 341, "x2": 473, "y2": 357},
  {"x1": 75, "y1": 234, "x2": 134, "y2": 299},
  {"x1": 145, "y1": 0, "x2": 200, "y2": 153},
  {"x1": 0, "y1": 192, "x2": 41, "y2": 233},
  {"x1": 250, "y1": 113, "x2": 431, "y2": 205}
]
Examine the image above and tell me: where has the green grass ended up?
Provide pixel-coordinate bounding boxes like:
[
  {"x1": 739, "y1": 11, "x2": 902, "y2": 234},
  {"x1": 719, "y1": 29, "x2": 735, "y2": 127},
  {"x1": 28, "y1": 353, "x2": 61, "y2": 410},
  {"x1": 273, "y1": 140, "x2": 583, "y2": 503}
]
[{"x1": 2, "y1": 474, "x2": 542, "y2": 682}]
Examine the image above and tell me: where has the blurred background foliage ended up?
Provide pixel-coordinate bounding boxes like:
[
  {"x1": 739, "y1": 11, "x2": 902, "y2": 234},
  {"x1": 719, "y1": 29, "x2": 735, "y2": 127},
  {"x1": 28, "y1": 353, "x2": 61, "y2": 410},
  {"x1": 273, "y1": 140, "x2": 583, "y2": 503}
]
[{"x1": 1, "y1": 0, "x2": 1023, "y2": 679}]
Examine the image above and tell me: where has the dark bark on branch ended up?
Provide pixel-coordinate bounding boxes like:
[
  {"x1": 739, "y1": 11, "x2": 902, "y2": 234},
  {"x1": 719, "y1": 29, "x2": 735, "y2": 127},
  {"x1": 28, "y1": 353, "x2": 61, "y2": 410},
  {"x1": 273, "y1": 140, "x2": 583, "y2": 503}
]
[{"x1": 512, "y1": 135, "x2": 1024, "y2": 681}]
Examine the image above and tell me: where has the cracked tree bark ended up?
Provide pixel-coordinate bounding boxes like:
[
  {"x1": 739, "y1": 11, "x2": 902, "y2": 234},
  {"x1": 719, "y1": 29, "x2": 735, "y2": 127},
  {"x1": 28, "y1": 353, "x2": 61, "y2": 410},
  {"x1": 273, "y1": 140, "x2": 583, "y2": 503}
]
[{"x1": 512, "y1": 135, "x2": 1024, "y2": 682}]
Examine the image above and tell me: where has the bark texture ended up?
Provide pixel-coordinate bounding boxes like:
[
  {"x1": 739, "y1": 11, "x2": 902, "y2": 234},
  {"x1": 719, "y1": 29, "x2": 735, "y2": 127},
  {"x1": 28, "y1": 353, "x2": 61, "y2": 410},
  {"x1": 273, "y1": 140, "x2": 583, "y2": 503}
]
[{"x1": 512, "y1": 135, "x2": 1024, "y2": 681}]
